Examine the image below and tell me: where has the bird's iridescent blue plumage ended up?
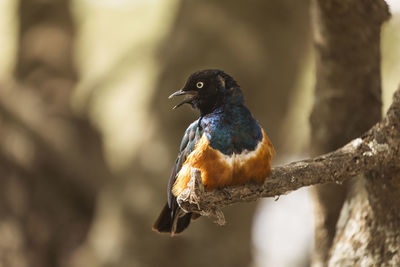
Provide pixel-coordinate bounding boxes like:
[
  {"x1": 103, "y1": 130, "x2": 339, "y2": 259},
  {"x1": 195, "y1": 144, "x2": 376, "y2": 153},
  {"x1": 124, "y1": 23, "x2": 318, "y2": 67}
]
[
  {"x1": 167, "y1": 120, "x2": 202, "y2": 208},
  {"x1": 201, "y1": 104, "x2": 262, "y2": 155}
]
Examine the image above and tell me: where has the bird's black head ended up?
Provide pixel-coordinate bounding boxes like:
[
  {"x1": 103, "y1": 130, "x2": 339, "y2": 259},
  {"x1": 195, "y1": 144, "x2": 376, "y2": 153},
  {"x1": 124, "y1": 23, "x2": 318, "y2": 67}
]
[{"x1": 169, "y1": 69, "x2": 243, "y2": 115}]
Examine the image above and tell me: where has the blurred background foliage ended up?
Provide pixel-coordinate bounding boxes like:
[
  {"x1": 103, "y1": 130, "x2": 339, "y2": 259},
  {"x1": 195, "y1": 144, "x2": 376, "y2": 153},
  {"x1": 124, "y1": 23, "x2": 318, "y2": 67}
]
[{"x1": 0, "y1": 0, "x2": 398, "y2": 267}]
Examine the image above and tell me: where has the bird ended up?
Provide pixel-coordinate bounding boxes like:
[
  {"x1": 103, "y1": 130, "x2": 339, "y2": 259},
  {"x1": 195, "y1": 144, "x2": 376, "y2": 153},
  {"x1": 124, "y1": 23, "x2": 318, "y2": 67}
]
[{"x1": 152, "y1": 69, "x2": 274, "y2": 235}]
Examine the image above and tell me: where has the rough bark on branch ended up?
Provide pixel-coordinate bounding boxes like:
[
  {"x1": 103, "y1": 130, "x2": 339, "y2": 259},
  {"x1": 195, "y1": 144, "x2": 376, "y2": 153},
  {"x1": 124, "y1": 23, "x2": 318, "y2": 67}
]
[{"x1": 177, "y1": 86, "x2": 400, "y2": 220}]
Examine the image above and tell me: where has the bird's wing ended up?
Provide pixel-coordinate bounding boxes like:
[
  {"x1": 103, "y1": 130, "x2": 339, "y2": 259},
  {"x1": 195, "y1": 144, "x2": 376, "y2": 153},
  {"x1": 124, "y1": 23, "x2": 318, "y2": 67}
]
[{"x1": 167, "y1": 119, "x2": 203, "y2": 208}]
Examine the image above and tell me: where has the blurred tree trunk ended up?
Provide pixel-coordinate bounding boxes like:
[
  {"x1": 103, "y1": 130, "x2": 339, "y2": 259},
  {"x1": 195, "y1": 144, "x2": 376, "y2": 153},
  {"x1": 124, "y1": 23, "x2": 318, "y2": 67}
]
[
  {"x1": 309, "y1": 0, "x2": 390, "y2": 266},
  {"x1": 0, "y1": 0, "x2": 109, "y2": 266},
  {"x1": 16, "y1": 0, "x2": 76, "y2": 102}
]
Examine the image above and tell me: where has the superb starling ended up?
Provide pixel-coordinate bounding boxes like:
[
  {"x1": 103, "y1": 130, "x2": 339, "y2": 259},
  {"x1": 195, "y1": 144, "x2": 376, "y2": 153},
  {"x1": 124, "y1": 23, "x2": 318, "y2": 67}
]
[{"x1": 153, "y1": 69, "x2": 274, "y2": 235}]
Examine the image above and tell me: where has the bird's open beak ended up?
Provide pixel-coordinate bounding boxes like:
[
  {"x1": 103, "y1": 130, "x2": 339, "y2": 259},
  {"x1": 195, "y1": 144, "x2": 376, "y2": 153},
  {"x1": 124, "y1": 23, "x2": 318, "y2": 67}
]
[{"x1": 168, "y1": 89, "x2": 198, "y2": 109}]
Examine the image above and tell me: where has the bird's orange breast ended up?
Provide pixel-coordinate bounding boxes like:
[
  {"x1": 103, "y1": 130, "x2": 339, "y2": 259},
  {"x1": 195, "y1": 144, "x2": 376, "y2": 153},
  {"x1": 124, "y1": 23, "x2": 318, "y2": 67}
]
[{"x1": 172, "y1": 129, "x2": 274, "y2": 196}]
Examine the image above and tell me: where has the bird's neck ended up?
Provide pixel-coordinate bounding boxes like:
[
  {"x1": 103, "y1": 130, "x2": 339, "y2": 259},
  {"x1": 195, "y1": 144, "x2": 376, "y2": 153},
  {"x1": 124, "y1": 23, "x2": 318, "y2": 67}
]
[{"x1": 198, "y1": 87, "x2": 244, "y2": 116}]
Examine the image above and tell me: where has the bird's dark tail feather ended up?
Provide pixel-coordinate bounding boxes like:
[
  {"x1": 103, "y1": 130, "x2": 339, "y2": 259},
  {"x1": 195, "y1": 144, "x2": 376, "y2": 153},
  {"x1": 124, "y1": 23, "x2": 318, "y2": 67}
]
[{"x1": 152, "y1": 203, "x2": 192, "y2": 235}]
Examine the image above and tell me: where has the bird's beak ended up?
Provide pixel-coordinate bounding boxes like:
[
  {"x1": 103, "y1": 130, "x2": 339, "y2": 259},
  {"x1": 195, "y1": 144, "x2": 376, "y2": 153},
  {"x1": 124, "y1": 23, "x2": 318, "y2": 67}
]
[
  {"x1": 168, "y1": 89, "x2": 198, "y2": 109},
  {"x1": 168, "y1": 89, "x2": 189, "y2": 99}
]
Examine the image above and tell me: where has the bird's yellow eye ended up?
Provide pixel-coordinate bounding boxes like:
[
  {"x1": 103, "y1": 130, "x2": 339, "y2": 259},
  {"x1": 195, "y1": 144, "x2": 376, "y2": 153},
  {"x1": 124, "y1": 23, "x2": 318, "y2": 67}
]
[{"x1": 196, "y1": 81, "x2": 204, "y2": 88}]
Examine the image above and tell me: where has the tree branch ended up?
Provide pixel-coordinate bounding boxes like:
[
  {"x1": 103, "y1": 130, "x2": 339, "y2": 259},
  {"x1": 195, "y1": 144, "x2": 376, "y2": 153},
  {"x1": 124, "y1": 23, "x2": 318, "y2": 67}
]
[{"x1": 177, "y1": 86, "x2": 400, "y2": 222}]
